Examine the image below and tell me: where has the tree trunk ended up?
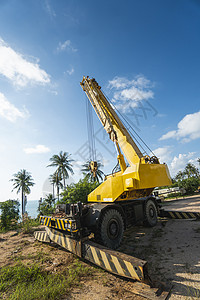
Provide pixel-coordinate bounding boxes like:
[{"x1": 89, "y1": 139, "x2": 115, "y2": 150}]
[
  {"x1": 21, "y1": 187, "x2": 24, "y2": 218},
  {"x1": 52, "y1": 183, "x2": 55, "y2": 199},
  {"x1": 63, "y1": 173, "x2": 66, "y2": 189},
  {"x1": 57, "y1": 186, "x2": 59, "y2": 201}
]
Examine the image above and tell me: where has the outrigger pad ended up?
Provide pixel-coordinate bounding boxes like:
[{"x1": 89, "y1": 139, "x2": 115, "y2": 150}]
[
  {"x1": 35, "y1": 227, "x2": 171, "y2": 299},
  {"x1": 34, "y1": 231, "x2": 51, "y2": 243},
  {"x1": 83, "y1": 240, "x2": 148, "y2": 282},
  {"x1": 44, "y1": 226, "x2": 147, "y2": 282}
]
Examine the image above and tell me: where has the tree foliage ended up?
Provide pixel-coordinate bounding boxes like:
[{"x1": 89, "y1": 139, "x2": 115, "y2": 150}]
[
  {"x1": 60, "y1": 177, "x2": 100, "y2": 204},
  {"x1": 173, "y1": 163, "x2": 200, "y2": 195},
  {"x1": 48, "y1": 151, "x2": 74, "y2": 188},
  {"x1": 178, "y1": 177, "x2": 199, "y2": 195},
  {"x1": 10, "y1": 169, "x2": 35, "y2": 217},
  {"x1": 49, "y1": 172, "x2": 63, "y2": 201},
  {"x1": 0, "y1": 200, "x2": 20, "y2": 230},
  {"x1": 81, "y1": 160, "x2": 104, "y2": 183},
  {"x1": 38, "y1": 194, "x2": 55, "y2": 216},
  {"x1": 175, "y1": 163, "x2": 199, "y2": 181}
]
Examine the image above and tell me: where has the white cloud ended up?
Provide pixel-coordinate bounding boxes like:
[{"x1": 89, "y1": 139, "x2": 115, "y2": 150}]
[
  {"x1": 66, "y1": 67, "x2": 74, "y2": 75},
  {"x1": 24, "y1": 145, "x2": 50, "y2": 154},
  {"x1": 108, "y1": 75, "x2": 152, "y2": 90},
  {"x1": 108, "y1": 75, "x2": 154, "y2": 113},
  {"x1": 160, "y1": 111, "x2": 200, "y2": 142},
  {"x1": 44, "y1": 0, "x2": 56, "y2": 18},
  {"x1": 0, "y1": 92, "x2": 29, "y2": 122},
  {"x1": 170, "y1": 152, "x2": 197, "y2": 176},
  {"x1": 153, "y1": 146, "x2": 172, "y2": 163},
  {"x1": 57, "y1": 40, "x2": 77, "y2": 53},
  {"x1": 0, "y1": 38, "x2": 50, "y2": 87}
]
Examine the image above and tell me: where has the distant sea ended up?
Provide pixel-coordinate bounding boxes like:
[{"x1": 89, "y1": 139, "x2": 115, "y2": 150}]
[{"x1": 0, "y1": 200, "x2": 39, "y2": 219}]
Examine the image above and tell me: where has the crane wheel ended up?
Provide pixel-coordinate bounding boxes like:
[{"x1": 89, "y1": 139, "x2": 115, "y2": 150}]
[
  {"x1": 143, "y1": 199, "x2": 158, "y2": 227},
  {"x1": 95, "y1": 209, "x2": 124, "y2": 250}
]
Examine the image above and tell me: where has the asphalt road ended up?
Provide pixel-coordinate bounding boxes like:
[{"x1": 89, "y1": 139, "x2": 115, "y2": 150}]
[{"x1": 162, "y1": 195, "x2": 200, "y2": 212}]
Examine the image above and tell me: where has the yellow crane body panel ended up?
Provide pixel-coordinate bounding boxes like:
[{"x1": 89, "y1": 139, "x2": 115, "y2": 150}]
[{"x1": 88, "y1": 163, "x2": 171, "y2": 203}]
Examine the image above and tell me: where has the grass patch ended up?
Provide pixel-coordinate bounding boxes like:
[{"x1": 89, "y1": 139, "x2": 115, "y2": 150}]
[
  {"x1": 20, "y1": 218, "x2": 41, "y2": 234},
  {"x1": 0, "y1": 259, "x2": 93, "y2": 300},
  {"x1": 14, "y1": 251, "x2": 51, "y2": 264}
]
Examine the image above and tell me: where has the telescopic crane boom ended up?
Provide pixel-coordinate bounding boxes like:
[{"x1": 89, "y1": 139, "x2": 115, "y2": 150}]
[{"x1": 80, "y1": 76, "x2": 171, "y2": 203}]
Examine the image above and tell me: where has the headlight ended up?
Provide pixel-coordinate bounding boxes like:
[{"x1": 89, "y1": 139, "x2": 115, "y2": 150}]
[
  {"x1": 71, "y1": 222, "x2": 77, "y2": 230},
  {"x1": 64, "y1": 223, "x2": 70, "y2": 229}
]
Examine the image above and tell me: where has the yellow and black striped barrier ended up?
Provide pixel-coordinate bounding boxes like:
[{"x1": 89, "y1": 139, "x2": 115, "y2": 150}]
[
  {"x1": 35, "y1": 227, "x2": 147, "y2": 282},
  {"x1": 83, "y1": 239, "x2": 147, "y2": 281},
  {"x1": 34, "y1": 231, "x2": 51, "y2": 243},
  {"x1": 45, "y1": 227, "x2": 82, "y2": 256},
  {"x1": 159, "y1": 210, "x2": 200, "y2": 219},
  {"x1": 40, "y1": 216, "x2": 78, "y2": 233}
]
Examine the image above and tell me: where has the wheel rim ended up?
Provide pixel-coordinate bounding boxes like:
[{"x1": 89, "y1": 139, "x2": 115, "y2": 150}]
[
  {"x1": 107, "y1": 218, "x2": 120, "y2": 240},
  {"x1": 147, "y1": 201, "x2": 157, "y2": 223},
  {"x1": 149, "y1": 206, "x2": 155, "y2": 218}
]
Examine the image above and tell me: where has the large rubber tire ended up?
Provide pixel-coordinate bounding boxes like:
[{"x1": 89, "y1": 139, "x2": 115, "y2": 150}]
[
  {"x1": 95, "y1": 209, "x2": 124, "y2": 250},
  {"x1": 143, "y1": 199, "x2": 158, "y2": 227}
]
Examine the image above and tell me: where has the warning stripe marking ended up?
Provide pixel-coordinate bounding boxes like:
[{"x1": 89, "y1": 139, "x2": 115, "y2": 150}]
[
  {"x1": 90, "y1": 246, "x2": 100, "y2": 266},
  {"x1": 99, "y1": 250, "x2": 112, "y2": 272},
  {"x1": 40, "y1": 216, "x2": 78, "y2": 232},
  {"x1": 169, "y1": 212, "x2": 175, "y2": 218},
  {"x1": 60, "y1": 220, "x2": 65, "y2": 230},
  {"x1": 57, "y1": 219, "x2": 61, "y2": 230},
  {"x1": 111, "y1": 255, "x2": 125, "y2": 276},
  {"x1": 163, "y1": 211, "x2": 200, "y2": 219},
  {"x1": 124, "y1": 260, "x2": 140, "y2": 281},
  {"x1": 34, "y1": 231, "x2": 50, "y2": 243},
  {"x1": 176, "y1": 212, "x2": 182, "y2": 219},
  {"x1": 189, "y1": 213, "x2": 195, "y2": 218},
  {"x1": 182, "y1": 212, "x2": 189, "y2": 219}
]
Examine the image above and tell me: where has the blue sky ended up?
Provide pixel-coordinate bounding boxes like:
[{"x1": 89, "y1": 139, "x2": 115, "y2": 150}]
[{"x1": 0, "y1": 0, "x2": 200, "y2": 202}]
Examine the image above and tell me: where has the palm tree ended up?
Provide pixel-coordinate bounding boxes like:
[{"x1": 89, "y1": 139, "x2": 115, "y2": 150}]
[
  {"x1": 197, "y1": 158, "x2": 200, "y2": 167},
  {"x1": 10, "y1": 169, "x2": 35, "y2": 218},
  {"x1": 44, "y1": 194, "x2": 55, "y2": 207},
  {"x1": 175, "y1": 170, "x2": 185, "y2": 181},
  {"x1": 49, "y1": 174, "x2": 55, "y2": 198},
  {"x1": 81, "y1": 160, "x2": 104, "y2": 183},
  {"x1": 47, "y1": 151, "x2": 74, "y2": 188},
  {"x1": 50, "y1": 172, "x2": 63, "y2": 201},
  {"x1": 184, "y1": 163, "x2": 199, "y2": 178}
]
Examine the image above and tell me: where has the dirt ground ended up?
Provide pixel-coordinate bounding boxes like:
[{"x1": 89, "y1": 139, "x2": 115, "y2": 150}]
[
  {"x1": 118, "y1": 195, "x2": 200, "y2": 299},
  {"x1": 1, "y1": 195, "x2": 200, "y2": 299},
  {"x1": 0, "y1": 229, "x2": 143, "y2": 300}
]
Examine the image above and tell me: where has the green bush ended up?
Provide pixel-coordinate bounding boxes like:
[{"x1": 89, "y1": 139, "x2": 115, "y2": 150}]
[
  {"x1": 0, "y1": 200, "x2": 20, "y2": 231},
  {"x1": 60, "y1": 177, "x2": 99, "y2": 204},
  {"x1": 38, "y1": 194, "x2": 55, "y2": 216},
  {"x1": 178, "y1": 177, "x2": 199, "y2": 195},
  {"x1": 20, "y1": 216, "x2": 40, "y2": 234}
]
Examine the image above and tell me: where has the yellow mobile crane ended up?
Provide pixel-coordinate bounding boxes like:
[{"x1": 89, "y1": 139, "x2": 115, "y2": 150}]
[
  {"x1": 39, "y1": 76, "x2": 171, "y2": 249},
  {"x1": 78, "y1": 76, "x2": 171, "y2": 248},
  {"x1": 35, "y1": 77, "x2": 200, "y2": 290}
]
